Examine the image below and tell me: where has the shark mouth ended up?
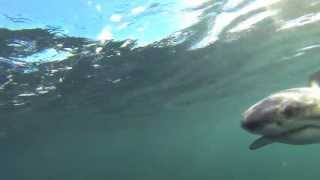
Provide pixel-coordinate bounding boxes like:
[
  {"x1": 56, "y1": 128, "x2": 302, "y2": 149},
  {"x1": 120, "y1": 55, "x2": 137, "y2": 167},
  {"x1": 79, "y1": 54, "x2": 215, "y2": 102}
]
[{"x1": 249, "y1": 125, "x2": 320, "y2": 150}]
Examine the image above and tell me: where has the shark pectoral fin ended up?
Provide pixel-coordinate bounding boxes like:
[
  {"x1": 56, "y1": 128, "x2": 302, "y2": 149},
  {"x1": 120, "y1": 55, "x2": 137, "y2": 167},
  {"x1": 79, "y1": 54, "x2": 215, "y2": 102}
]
[{"x1": 249, "y1": 136, "x2": 274, "y2": 150}]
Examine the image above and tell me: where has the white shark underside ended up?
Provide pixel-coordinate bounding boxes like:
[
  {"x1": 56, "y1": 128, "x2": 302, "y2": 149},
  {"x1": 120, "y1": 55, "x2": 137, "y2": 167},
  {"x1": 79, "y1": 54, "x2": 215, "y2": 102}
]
[{"x1": 250, "y1": 126, "x2": 320, "y2": 150}]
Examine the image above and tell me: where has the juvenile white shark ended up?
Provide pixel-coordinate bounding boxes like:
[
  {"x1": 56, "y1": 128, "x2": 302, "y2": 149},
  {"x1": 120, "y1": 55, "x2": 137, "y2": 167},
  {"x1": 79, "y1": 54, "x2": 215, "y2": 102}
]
[{"x1": 241, "y1": 71, "x2": 320, "y2": 150}]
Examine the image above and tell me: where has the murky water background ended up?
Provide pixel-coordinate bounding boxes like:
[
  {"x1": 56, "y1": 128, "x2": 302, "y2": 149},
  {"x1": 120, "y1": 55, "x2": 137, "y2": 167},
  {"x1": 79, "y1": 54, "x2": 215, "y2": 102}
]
[{"x1": 1, "y1": 0, "x2": 320, "y2": 179}]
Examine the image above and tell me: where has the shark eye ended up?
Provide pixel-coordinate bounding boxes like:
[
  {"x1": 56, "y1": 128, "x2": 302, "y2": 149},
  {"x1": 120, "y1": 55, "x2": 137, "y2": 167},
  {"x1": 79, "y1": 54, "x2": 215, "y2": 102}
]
[{"x1": 283, "y1": 105, "x2": 301, "y2": 118}]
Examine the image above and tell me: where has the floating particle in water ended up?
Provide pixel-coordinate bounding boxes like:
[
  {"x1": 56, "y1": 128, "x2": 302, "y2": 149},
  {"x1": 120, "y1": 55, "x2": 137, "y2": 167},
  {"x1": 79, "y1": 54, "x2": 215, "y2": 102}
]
[
  {"x1": 0, "y1": 131, "x2": 7, "y2": 139},
  {"x1": 281, "y1": 161, "x2": 288, "y2": 167}
]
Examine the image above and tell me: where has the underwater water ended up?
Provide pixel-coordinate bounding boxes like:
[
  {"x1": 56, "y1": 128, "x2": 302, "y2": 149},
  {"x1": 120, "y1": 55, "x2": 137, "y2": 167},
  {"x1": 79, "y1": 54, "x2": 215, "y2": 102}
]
[{"x1": 1, "y1": 0, "x2": 320, "y2": 179}]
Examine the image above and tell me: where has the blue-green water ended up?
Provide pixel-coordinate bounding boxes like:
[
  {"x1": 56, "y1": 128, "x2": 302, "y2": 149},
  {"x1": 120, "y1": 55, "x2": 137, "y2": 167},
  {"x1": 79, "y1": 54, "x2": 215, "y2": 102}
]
[{"x1": 1, "y1": 0, "x2": 320, "y2": 179}]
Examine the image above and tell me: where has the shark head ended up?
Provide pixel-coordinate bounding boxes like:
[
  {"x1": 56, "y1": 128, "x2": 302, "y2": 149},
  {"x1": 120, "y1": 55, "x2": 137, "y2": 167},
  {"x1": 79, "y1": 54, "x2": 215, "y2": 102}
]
[{"x1": 242, "y1": 87, "x2": 320, "y2": 150}]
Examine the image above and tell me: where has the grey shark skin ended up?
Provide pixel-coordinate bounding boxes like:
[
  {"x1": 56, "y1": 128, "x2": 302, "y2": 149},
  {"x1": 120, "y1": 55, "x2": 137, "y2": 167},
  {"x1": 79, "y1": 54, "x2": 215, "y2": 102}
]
[{"x1": 241, "y1": 72, "x2": 320, "y2": 150}]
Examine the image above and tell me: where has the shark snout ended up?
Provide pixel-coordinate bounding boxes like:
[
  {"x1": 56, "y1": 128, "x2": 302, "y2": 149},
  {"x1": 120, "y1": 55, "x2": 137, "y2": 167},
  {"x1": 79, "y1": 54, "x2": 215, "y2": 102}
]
[
  {"x1": 241, "y1": 119, "x2": 262, "y2": 132},
  {"x1": 241, "y1": 104, "x2": 277, "y2": 133},
  {"x1": 241, "y1": 111, "x2": 268, "y2": 133}
]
